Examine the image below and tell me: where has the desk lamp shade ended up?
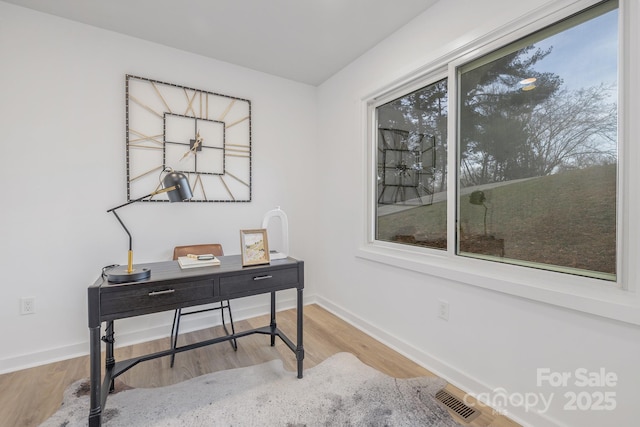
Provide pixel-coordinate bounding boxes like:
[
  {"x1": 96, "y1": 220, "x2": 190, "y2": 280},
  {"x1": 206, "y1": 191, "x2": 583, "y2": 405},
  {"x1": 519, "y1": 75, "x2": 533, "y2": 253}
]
[
  {"x1": 164, "y1": 170, "x2": 193, "y2": 202},
  {"x1": 106, "y1": 169, "x2": 193, "y2": 284}
]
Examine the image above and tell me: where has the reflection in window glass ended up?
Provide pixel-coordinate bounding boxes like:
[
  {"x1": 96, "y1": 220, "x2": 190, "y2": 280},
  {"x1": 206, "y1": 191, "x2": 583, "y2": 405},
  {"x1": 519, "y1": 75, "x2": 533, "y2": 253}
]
[
  {"x1": 457, "y1": 1, "x2": 618, "y2": 279},
  {"x1": 376, "y1": 79, "x2": 448, "y2": 249}
]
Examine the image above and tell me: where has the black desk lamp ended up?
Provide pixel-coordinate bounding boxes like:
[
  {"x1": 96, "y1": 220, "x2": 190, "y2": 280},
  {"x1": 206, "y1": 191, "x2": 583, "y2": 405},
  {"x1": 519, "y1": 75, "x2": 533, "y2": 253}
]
[{"x1": 106, "y1": 168, "x2": 193, "y2": 283}]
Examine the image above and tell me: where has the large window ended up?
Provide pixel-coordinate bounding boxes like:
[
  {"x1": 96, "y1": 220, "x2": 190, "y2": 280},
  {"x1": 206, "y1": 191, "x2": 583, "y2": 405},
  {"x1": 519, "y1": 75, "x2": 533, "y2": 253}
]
[{"x1": 373, "y1": 0, "x2": 618, "y2": 281}]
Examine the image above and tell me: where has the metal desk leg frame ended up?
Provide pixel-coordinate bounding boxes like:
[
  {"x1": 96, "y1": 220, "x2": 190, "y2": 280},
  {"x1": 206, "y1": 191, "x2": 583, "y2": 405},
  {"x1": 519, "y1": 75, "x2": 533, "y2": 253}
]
[
  {"x1": 296, "y1": 288, "x2": 304, "y2": 378},
  {"x1": 104, "y1": 321, "x2": 115, "y2": 391},
  {"x1": 88, "y1": 289, "x2": 305, "y2": 426},
  {"x1": 88, "y1": 325, "x2": 101, "y2": 427},
  {"x1": 270, "y1": 292, "x2": 277, "y2": 346},
  {"x1": 269, "y1": 290, "x2": 304, "y2": 379},
  {"x1": 89, "y1": 321, "x2": 117, "y2": 427}
]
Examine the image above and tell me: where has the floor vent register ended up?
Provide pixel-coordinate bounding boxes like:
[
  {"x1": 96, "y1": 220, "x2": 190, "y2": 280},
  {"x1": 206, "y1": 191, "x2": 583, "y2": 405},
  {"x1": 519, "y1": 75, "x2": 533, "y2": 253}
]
[{"x1": 435, "y1": 388, "x2": 481, "y2": 423}]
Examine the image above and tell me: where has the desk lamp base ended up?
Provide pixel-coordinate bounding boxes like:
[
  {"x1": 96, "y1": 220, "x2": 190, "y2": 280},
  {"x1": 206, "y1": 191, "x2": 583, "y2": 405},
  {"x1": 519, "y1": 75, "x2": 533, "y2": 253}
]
[{"x1": 106, "y1": 265, "x2": 151, "y2": 283}]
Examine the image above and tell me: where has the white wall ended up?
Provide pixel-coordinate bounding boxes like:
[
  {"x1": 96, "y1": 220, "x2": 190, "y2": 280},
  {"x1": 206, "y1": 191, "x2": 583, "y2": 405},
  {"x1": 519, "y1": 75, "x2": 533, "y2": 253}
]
[
  {"x1": 315, "y1": 1, "x2": 639, "y2": 427},
  {"x1": 0, "y1": 2, "x2": 318, "y2": 370}
]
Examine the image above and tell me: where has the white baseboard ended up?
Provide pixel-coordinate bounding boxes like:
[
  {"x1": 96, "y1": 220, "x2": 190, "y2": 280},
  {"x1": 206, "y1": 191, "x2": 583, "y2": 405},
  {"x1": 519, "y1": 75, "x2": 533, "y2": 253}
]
[
  {"x1": 0, "y1": 343, "x2": 89, "y2": 375},
  {"x1": 0, "y1": 292, "x2": 563, "y2": 427},
  {"x1": 0, "y1": 292, "x2": 311, "y2": 375},
  {"x1": 313, "y1": 295, "x2": 565, "y2": 427}
]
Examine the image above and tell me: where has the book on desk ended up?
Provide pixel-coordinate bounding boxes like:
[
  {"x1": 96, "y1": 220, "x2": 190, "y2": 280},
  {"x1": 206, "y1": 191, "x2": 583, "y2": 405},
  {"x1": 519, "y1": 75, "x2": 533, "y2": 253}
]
[{"x1": 177, "y1": 255, "x2": 220, "y2": 269}]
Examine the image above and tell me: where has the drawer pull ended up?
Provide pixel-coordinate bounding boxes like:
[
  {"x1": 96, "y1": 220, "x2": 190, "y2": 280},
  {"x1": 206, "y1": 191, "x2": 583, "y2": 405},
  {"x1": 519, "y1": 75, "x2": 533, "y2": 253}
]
[
  {"x1": 148, "y1": 289, "x2": 175, "y2": 296},
  {"x1": 253, "y1": 275, "x2": 273, "y2": 281}
]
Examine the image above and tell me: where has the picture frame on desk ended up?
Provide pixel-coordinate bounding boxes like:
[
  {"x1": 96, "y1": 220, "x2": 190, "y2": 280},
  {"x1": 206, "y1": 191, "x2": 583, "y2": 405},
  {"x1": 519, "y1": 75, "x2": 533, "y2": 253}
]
[{"x1": 240, "y1": 229, "x2": 270, "y2": 266}]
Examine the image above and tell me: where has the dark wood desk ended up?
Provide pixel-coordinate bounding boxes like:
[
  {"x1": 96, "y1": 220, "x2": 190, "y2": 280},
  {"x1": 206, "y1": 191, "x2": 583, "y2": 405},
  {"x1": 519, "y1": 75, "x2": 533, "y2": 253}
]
[{"x1": 87, "y1": 255, "x2": 304, "y2": 427}]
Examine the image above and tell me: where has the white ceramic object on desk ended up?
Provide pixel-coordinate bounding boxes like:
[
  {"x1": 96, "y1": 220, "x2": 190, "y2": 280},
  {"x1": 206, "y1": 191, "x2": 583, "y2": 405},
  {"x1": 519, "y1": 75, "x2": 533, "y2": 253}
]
[{"x1": 262, "y1": 206, "x2": 289, "y2": 260}]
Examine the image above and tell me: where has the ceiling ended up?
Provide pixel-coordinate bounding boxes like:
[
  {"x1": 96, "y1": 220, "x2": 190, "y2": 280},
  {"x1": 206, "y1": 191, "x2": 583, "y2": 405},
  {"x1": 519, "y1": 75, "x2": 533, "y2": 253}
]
[{"x1": 3, "y1": 0, "x2": 439, "y2": 86}]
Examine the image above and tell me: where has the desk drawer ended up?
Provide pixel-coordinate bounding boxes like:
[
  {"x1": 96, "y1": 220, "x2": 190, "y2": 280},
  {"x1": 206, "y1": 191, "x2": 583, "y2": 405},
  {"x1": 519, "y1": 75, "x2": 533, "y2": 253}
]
[
  {"x1": 219, "y1": 267, "x2": 298, "y2": 297},
  {"x1": 101, "y1": 280, "x2": 214, "y2": 317}
]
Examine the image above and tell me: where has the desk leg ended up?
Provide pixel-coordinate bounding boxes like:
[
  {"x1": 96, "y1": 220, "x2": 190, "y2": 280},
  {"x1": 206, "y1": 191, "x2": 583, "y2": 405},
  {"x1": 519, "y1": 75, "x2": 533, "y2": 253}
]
[
  {"x1": 296, "y1": 288, "x2": 304, "y2": 379},
  {"x1": 270, "y1": 292, "x2": 277, "y2": 346},
  {"x1": 89, "y1": 325, "x2": 102, "y2": 427},
  {"x1": 104, "y1": 321, "x2": 115, "y2": 393}
]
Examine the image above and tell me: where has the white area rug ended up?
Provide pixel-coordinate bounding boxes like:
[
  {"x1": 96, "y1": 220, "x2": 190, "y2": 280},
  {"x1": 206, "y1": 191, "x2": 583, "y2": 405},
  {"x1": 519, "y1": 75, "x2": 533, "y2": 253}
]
[{"x1": 41, "y1": 352, "x2": 463, "y2": 426}]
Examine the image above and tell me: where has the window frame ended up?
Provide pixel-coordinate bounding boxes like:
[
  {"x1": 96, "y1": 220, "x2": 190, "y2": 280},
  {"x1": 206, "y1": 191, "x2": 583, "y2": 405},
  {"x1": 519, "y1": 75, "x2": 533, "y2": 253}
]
[{"x1": 359, "y1": 0, "x2": 640, "y2": 325}]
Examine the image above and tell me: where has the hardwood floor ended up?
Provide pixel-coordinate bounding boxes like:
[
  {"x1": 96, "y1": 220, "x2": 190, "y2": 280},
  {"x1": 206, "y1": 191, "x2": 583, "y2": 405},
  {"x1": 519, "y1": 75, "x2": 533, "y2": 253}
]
[{"x1": 0, "y1": 304, "x2": 521, "y2": 427}]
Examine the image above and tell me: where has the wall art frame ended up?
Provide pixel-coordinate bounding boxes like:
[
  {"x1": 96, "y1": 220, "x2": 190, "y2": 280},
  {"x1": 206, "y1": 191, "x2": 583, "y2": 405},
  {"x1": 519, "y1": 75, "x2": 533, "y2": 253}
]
[{"x1": 126, "y1": 75, "x2": 252, "y2": 203}]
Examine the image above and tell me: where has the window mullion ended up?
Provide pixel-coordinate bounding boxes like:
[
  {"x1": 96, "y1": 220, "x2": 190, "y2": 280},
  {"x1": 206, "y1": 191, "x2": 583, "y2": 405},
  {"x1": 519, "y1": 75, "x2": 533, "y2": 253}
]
[{"x1": 447, "y1": 63, "x2": 459, "y2": 258}]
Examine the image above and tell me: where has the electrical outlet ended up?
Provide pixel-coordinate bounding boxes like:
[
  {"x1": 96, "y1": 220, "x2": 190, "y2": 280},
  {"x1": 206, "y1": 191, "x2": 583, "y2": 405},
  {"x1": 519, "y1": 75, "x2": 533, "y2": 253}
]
[
  {"x1": 20, "y1": 297, "x2": 36, "y2": 315},
  {"x1": 437, "y1": 299, "x2": 449, "y2": 321}
]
